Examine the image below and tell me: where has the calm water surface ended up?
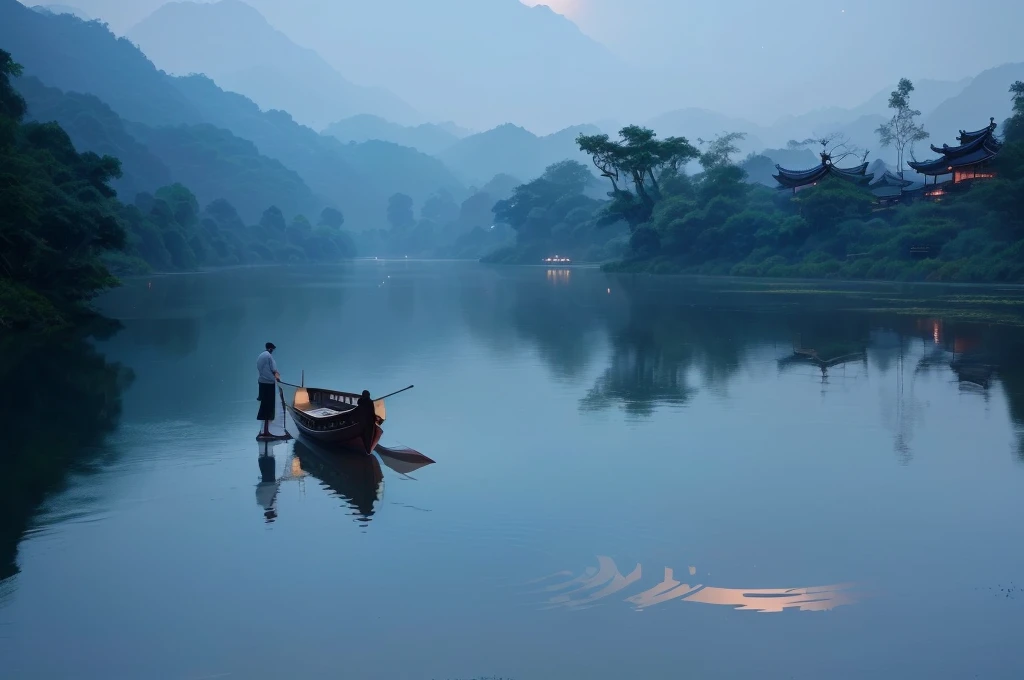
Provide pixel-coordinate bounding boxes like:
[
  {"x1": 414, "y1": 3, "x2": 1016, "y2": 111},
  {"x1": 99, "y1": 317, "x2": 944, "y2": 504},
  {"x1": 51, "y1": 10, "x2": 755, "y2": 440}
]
[{"x1": 3, "y1": 262, "x2": 1024, "y2": 679}]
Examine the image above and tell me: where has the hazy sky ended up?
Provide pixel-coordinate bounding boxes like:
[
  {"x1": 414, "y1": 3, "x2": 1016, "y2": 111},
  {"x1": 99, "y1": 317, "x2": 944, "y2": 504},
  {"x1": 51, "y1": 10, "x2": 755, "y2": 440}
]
[
  {"x1": 32, "y1": 0, "x2": 1024, "y2": 126},
  {"x1": 524, "y1": 0, "x2": 1024, "y2": 116}
]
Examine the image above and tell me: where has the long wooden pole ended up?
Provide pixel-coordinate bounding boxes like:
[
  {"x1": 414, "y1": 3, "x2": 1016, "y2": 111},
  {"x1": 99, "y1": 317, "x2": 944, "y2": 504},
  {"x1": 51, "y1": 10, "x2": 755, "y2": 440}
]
[{"x1": 377, "y1": 385, "x2": 414, "y2": 400}]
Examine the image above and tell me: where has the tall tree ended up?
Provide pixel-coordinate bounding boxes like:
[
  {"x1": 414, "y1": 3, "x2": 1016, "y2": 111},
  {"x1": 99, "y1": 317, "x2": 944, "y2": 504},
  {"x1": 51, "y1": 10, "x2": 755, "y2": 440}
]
[
  {"x1": 577, "y1": 126, "x2": 698, "y2": 229},
  {"x1": 698, "y1": 132, "x2": 747, "y2": 171},
  {"x1": 260, "y1": 206, "x2": 286, "y2": 233},
  {"x1": 875, "y1": 78, "x2": 929, "y2": 177},
  {"x1": 386, "y1": 193, "x2": 415, "y2": 231},
  {"x1": 318, "y1": 206, "x2": 345, "y2": 230},
  {"x1": 1006, "y1": 81, "x2": 1024, "y2": 143}
]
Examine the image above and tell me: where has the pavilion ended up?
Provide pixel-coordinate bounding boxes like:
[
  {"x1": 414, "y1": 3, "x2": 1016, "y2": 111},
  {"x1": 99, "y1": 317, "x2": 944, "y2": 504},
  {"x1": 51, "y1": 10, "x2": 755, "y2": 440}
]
[
  {"x1": 870, "y1": 171, "x2": 917, "y2": 204},
  {"x1": 908, "y1": 118, "x2": 1003, "y2": 189},
  {"x1": 773, "y1": 152, "x2": 874, "y2": 194}
]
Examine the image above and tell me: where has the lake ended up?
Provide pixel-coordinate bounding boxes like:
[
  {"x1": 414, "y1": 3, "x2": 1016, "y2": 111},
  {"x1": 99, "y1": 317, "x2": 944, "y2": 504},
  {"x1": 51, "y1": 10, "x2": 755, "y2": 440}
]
[{"x1": 3, "y1": 262, "x2": 1024, "y2": 680}]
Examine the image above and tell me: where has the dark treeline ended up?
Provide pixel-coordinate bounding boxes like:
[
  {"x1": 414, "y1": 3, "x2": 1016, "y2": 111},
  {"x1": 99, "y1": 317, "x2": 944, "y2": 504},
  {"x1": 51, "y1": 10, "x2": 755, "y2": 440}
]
[
  {"x1": 0, "y1": 49, "x2": 356, "y2": 332},
  {"x1": 490, "y1": 83, "x2": 1024, "y2": 282}
]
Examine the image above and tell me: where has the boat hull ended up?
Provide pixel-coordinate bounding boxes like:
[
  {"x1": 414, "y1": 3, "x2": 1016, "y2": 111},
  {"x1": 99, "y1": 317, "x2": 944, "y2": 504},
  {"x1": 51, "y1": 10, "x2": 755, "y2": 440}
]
[
  {"x1": 281, "y1": 385, "x2": 383, "y2": 455},
  {"x1": 288, "y1": 414, "x2": 382, "y2": 454}
]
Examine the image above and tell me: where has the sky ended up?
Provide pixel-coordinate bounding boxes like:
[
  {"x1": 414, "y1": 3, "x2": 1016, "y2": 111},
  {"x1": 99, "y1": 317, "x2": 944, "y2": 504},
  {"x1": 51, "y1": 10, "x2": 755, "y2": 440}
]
[
  {"x1": 522, "y1": 0, "x2": 1024, "y2": 116},
  {"x1": 28, "y1": 0, "x2": 1024, "y2": 128}
]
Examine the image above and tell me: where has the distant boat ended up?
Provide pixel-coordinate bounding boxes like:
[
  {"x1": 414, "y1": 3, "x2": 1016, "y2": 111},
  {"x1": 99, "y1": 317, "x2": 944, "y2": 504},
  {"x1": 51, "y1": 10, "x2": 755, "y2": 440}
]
[
  {"x1": 280, "y1": 383, "x2": 384, "y2": 455},
  {"x1": 543, "y1": 255, "x2": 572, "y2": 264}
]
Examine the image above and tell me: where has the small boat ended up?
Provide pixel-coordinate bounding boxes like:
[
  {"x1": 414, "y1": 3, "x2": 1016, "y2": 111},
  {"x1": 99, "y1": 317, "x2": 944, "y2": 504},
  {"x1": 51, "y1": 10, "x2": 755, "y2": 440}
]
[{"x1": 280, "y1": 381, "x2": 385, "y2": 454}]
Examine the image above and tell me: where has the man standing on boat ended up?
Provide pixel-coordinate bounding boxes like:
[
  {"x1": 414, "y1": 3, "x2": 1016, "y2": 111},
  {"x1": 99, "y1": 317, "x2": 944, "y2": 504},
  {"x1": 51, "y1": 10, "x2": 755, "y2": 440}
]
[{"x1": 257, "y1": 342, "x2": 281, "y2": 440}]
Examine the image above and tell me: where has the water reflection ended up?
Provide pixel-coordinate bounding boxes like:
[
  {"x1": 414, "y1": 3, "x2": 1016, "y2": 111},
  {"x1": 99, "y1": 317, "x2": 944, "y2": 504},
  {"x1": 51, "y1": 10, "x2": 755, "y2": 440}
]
[
  {"x1": 539, "y1": 557, "x2": 860, "y2": 614},
  {"x1": 0, "y1": 329, "x2": 132, "y2": 582},
  {"x1": 293, "y1": 440, "x2": 384, "y2": 524},
  {"x1": 376, "y1": 446, "x2": 436, "y2": 478},
  {"x1": 466, "y1": 273, "x2": 1024, "y2": 461},
  {"x1": 256, "y1": 441, "x2": 285, "y2": 523},
  {"x1": 546, "y1": 269, "x2": 571, "y2": 286}
]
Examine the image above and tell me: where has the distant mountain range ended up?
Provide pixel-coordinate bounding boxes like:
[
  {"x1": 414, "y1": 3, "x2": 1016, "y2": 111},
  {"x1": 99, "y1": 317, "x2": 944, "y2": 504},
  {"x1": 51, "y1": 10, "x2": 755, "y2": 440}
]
[
  {"x1": 243, "y1": 0, "x2": 637, "y2": 132},
  {"x1": 436, "y1": 123, "x2": 602, "y2": 186},
  {"x1": 7, "y1": 0, "x2": 1024, "y2": 215},
  {"x1": 323, "y1": 115, "x2": 466, "y2": 156},
  {"x1": 128, "y1": 0, "x2": 418, "y2": 130},
  {"x1": 0, "y1": 0, "x2": 465, "y2": 228}
]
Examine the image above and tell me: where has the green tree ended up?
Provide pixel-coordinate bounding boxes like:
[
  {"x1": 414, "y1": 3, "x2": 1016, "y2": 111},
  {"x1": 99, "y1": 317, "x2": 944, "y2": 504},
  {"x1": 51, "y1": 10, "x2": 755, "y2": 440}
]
[
  {"x1": 0, "y1": 49, "x2": 26, "y2": 123},
  {"x1": 1005, "y1": 81, "x2": 1024, "y2": 143},
  {"x1": 876, "y1": 78, "x2": 929, "y2": 177},
  {"x1": 698, "y1": 132, "x2": 746, "y2": 171},
  {"x1": 577, "y1": 126, "x2": 699, "y2": 228},
  {"x1": 387, "y1": 193, "x2": 415, "y2": 231},
  {"x1": 542, "y1": 159, "x2": 593, "y2": 194},
  {"x1": 260, "y1": 206, "x2": 287, "y2": 232},
  {"x1": 318, "y1": 206, "x2": 345, "y2": 229},
  {"x1": 0, "y1": 51, "x2": 128, "y2": 330}
]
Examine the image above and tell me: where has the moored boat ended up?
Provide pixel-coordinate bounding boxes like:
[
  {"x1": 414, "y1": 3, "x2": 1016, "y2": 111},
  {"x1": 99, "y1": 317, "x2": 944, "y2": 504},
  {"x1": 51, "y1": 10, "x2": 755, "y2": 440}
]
[{"x1": 279, "y1": 382, "x2": 385, "y2": 454}]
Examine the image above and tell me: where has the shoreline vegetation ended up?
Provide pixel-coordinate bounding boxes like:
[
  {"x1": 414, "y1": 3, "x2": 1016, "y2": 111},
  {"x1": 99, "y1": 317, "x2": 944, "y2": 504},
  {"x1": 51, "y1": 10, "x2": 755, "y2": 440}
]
[
  {"x1": 3, "y1": 23, "x2": 1024, "y2": 336},
  {"x1": 0, "y1": 48, "x2": 358, "y2": 334},
  {"x1": 488, "y1": 81, "x2": 1024, "y2": 285}
]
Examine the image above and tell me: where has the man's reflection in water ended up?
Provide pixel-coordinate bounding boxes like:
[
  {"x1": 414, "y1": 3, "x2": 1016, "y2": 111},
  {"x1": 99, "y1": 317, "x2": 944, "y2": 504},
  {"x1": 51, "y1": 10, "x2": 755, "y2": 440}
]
[{"x1": 256, "y1": 441, "x2": 280, "y2": 522}]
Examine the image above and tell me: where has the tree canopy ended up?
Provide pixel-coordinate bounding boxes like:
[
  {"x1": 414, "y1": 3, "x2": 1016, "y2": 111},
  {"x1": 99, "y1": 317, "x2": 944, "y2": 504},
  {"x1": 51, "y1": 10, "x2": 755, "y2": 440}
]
[{"x1": 576, "y1": 126, "x2": 699, "y2": 228}]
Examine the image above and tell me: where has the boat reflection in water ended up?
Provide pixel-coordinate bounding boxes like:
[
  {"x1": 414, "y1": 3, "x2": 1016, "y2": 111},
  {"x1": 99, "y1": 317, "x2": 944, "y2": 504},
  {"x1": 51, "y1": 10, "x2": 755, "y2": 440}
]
[
  {"x1": 293, "y1": 439, "x2": 385, "y2": 525},
  {"x1": 255, "y1": 440, "x2": 436, "y2": 525},
  {"x1": 537, "y1": 556, "x2": 860, "y2": 614}
]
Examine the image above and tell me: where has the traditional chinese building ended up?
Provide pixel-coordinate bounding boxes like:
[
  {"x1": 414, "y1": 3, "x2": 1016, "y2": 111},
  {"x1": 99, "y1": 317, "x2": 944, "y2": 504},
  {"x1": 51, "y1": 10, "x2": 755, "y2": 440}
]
[
  {"x1": 773, "y1": 152, "x2": 874, "y2": 193},
  {"x1": 908, "y1": 118, "x2": 1002, "y2": 186},
  {"x1": 870, "y1": 171, "x2": 916, "y2": 204}
]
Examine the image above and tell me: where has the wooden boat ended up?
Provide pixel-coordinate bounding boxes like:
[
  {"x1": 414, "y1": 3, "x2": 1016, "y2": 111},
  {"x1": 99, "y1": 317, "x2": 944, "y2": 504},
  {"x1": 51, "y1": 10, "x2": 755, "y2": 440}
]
[{"x1": 280, "y1": 382, "x2": 385, "y2": 454}]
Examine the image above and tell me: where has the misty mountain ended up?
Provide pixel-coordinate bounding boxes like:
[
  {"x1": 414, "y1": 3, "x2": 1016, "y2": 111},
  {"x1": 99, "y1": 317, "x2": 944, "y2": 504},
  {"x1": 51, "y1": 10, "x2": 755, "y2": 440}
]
[
  {"x1": 438, "y1": 123, "x2": 600, "y2": 186},
  {"x1": 16, "y1": 75, "x2": 323, "y2": 222},
  {"x1": 167, "y1": 75, "x2": 462, "y2": 224},
  {"x1": 924, "y1": 62, "x2": 1024, "y2": 147},
  {"x1": 1, "y1": 0, "x2": 202, "y2": 125},
  {"x1": 34, "y1": 4, "x2": 91, "y2": 19},
  {"x1": 244, "y1": 0, "x2": 635, "y2": 132},
  {"x1": 477, "y1": 174, "x2": 521, "y2": 203},
  {"x1": 16, "y1": 75, "x2": 172, "y2": 199},
  {"x1": 0, "y1": 0, "x2": 465, "y2": 228},
  {"x1": 331, "y1": 140, "x2": 464, "y2": 205},
  {"x1": 645, "y1": 108, "x2": 765, "y2": 156},
  {"x1": 767, "y1": 78, "x2": 971, "y2": 147},
  {"x1": 126, "y1": 122, "x2": 320, "y2": 222},
  {"x1": 323, "y1": 115, "x2": 461, "y2": 155},
  {"x1": 128, "y1": 0, "x2": 418, "y2": 130}
]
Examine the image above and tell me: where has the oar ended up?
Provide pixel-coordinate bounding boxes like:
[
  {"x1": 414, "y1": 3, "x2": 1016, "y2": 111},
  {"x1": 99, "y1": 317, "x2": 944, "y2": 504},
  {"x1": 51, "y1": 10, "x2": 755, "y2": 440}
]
[{"x1": 376, "y1": 385, "x2": 414, "y2": 400}]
